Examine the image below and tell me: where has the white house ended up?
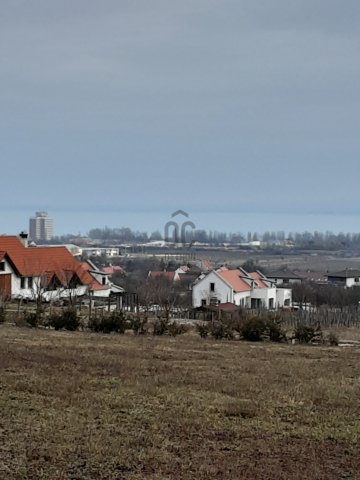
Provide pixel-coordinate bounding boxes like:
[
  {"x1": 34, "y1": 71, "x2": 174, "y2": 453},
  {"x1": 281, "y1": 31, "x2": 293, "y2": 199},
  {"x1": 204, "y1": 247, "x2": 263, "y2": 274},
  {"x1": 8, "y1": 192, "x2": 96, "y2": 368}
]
[
  {"x1": 326, "y1": 269, "x2": 360, "y2": 288},
  {"x1": 192, "y1": 267, "x2": 291, "y2": 309},
  {"x1": 0, "y1": 235, "x2": 124, "y2": 302}
]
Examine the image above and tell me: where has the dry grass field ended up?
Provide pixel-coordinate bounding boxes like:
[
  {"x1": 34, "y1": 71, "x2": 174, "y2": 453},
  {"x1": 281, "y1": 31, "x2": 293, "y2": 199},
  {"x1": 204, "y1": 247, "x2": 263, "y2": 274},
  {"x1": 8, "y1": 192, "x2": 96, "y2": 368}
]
[{"x1": 0, "y1": 325, "x2": 360, "y2": 480}]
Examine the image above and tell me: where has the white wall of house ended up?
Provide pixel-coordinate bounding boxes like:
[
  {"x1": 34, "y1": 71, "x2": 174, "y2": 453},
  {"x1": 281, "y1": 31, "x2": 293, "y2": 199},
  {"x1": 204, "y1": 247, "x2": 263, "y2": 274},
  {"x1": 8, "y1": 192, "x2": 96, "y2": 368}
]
[
  {"x1": 92, "y1": 288, "x2": 111, "y2": 298},
  {"x1": 233, "y1": 291, "x2": 251, "y2": 307},
  {"x1": 250, "y1": 287, "x2": 277, "y2": 309},
  {"x1": 13, "y1": 275, "x2": 41, "y2": 299},
  {"x1": 193, "y1": 271, "x2": 293, "y2": 310},
  {"x1": 89, "y1": 271, "x2": 109, "y2": 286},
  {"x1": 327, "y1": 276, "x2": 360, "y2": 288},
  {"x1": 268, "y1": 277, "x2": 301, "y2": 286},
  {"x1": 83, "y1": 248, "x2": 120, "y2": 257},
  {"x1": 0, "y1": 258, "x2": 90, "y2": 301},
  {"x1": 192, "y1": 271, "x2": 233, "y2": 307},
  {"x1": 0, "y1": 258, "x2": 15, "y2": 297},
  {"x1": 276, "y1": 288, "x2": 292, "y2": 308},
  {"x1": 0, "y1": 259, "x2": 33, "y2": 299},
  {"x1": 345, "y1": 277, "x2": 360, "y2": 288},
  {"x1": 42, "y1": 285, "x2": 89, "y2": 302}
]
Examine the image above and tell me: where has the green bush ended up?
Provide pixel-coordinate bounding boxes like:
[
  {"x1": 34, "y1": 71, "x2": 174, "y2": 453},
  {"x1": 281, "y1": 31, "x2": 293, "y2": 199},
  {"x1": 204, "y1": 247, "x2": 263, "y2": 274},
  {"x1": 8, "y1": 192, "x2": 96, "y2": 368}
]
[
  {"x1": 61, "y1": 308, "x2": 80, "y2": 331},
  {"x1": 240, "y1": 317, "x2": 266, "y2": 342},
  {"x1": 167, "y1": 322, "x2": 188, "y2": 336},
  {"x1": 24, "y1": 311, "x2": 40, "y2": 328},
  {"x1": 129, "y1": 316, "x2": 147, "y2": 335},
  {"x1": 266, "y1": 319, "x2": 287, "y2": 343},
  {"x1": 88, "y1": 311, "x2": 127, "y2": 334},
  {"x1": 196, "y1": 322, "x2": 209, "y2": 338},
  {"x1": 294, "y1": 324, "x2": 322, "y2": 344},
  {"x1": 47, "y1": 313, "x2": 63, "y2": 331},
  {"x1": 209, "y1": 321, "x2": 233, "y2": 340},
  {"x1": 48, "y1": 309, "x2": 80, "y2": 331},
  {"x1": 153, "y1": 318, "x2": 169, "y2": 336}
]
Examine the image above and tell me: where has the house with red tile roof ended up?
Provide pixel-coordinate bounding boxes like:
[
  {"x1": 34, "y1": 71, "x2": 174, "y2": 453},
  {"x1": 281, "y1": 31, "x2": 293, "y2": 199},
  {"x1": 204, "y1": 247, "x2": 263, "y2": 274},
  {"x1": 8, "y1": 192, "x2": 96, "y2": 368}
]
[
  {"x1": 192, "y1": 267, "x2": 291, "y2": 309},
  {"x1": 0, "y1": 235, "x2": 123, "y2": 301}
]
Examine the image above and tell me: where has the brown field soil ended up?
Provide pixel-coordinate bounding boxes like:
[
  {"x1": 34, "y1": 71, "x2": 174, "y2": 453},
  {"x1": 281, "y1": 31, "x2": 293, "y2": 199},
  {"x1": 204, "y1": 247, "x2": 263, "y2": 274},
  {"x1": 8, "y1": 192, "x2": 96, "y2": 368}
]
[{"x1": 0, "y1": 325, "x2": 359, "y2": 480}]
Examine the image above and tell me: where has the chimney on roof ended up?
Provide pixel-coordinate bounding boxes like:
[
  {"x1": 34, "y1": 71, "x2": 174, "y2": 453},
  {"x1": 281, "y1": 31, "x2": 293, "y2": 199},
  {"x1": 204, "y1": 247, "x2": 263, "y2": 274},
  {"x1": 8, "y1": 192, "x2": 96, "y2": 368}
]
[{"x1": 19, "y1": 231, "x2": 29, "y2": 247}]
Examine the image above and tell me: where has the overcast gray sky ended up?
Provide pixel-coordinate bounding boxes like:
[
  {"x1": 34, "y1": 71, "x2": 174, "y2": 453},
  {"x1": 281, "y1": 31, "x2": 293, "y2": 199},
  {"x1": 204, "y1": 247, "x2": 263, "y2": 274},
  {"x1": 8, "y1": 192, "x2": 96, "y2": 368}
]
[{"x1": 1, "y1": 1, "x2": 359, "y2": 234}]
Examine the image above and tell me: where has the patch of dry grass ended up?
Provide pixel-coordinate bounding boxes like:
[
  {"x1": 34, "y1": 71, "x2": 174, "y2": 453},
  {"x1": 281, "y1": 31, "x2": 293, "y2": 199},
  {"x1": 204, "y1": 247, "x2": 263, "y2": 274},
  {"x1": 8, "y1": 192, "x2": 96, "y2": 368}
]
[{"x1": 0, "y1": 325, "x2": 359, "y2": 479}]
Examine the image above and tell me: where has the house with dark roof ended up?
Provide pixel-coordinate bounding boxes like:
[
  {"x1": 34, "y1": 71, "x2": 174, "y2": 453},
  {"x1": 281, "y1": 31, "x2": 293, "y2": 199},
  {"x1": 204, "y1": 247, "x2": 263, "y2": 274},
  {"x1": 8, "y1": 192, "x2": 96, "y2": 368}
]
[
  {"x1": 265, "y1": 269, "x2": 303, "y2": 286},
  {"x1": 0, "y1": 234, "x2": 123, "y2": 301},
  {"x1": 192, "y1": 267, "x2": 292, "y2": 309},
  {"x1": 326, "y1": 269, "x2": 360, "y2": 288}
]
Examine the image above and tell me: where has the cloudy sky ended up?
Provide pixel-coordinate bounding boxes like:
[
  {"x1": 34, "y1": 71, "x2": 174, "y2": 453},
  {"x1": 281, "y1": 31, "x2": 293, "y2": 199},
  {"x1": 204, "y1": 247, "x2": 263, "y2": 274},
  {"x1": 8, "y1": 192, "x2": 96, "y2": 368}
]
[{"x1": 1, "y1": 1, "x2": 359, "y2": 234}]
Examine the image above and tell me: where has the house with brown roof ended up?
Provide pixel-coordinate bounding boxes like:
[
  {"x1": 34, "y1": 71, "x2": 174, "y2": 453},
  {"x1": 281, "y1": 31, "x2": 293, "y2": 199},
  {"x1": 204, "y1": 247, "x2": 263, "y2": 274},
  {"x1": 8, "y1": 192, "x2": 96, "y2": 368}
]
[
  {"x1": 0, "y1": 234, "x2": 123, "y2": 301},
  {"x1": 192, "y1": 267, "x2": 291, "y2": 309}
]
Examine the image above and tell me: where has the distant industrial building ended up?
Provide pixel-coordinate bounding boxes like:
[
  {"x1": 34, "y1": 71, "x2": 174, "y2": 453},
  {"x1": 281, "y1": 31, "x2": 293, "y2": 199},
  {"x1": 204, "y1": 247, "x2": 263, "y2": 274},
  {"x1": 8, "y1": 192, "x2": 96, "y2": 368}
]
[{"x1": 29, "y1": 211, "x2": 54, "y2": 242}]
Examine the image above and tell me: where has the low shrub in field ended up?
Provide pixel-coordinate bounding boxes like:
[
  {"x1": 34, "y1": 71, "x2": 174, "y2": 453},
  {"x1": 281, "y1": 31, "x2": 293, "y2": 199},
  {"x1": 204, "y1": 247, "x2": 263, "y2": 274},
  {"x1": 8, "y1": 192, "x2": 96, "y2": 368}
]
[
  {"x1": 326, "y1": 331, "x2": 339, "y2": 346},
  {"x1": 240, "y1": 317, "x2": 266, "y2": 342},
  {"x1": 196, "y1": 316, "x2": 287, "y2": 343},
  {"x1": 167, "y1": 321, "x2": 188, "y2": 336},
  {"x1": 128, "y1": 316, "x2": 147, "y2": 335},
  {"x1": 266, "y1": 318, "x2": 287, "y2": 343},
  {"x1": 61, "y1": 309, "x2": 80, "y2": 331},
  {"x1": 294, "y1": 324, "x2": 322, "y2": 344},
  {"x1": 196, "y1": 322, "x2": 209, "y2": 338},
  {"x1": 0, "y1": 307, "x2": 6, "y2": 324},
  {"x1": 24, "y1": 311, "x2": 40, "y2": 328},
  {"x1": 153, "y1": 318, "x2": 169, "y2": 336},
  {"x1": 209, "y1": 321, "x2": 233, "y2": 340},
  {"x1": 48, "y1": 309, "x2": 80, "y2": 331},
  {"x1": 88, "y1": 311, "x2": 127, "y2": 334}
]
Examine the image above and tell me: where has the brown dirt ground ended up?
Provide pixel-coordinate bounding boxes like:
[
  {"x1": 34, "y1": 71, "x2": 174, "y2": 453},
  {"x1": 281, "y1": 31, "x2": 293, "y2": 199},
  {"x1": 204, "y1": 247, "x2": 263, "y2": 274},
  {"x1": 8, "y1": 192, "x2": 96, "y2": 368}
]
[{"x1": 0, "y1": 325, "x2": 359, "y2": 479}]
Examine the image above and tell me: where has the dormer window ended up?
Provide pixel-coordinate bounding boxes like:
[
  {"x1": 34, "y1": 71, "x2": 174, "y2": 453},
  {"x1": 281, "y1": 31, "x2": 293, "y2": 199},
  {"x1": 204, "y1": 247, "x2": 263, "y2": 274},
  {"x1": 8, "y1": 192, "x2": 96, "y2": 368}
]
[{"x1": 0, "y1": 262, "x2": 5, "y2": 272}]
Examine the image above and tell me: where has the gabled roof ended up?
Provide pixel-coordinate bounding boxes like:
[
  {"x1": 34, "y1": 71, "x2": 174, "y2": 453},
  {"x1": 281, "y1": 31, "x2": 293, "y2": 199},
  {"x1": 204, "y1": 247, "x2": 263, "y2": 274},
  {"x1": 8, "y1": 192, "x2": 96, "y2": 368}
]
[
  {"x1": 216, "y1": 268, "x2": 271, "y2": 293},
  {"x1": 0, "y1": 236, "x2": 108, "y2": 292},
  {"x1": 327, "y1": 269, "x2": 360, "y2": 279},
  {"x1": 101, "y1": 266, "x2": 124, "y2": 275},
  {"x1": 247, "y1": 271, "x2": 269, "y2": 289},
  {"x1": 266, "y1": 269, "x2": 303, "y2": 280},
  {"x1": 218, "y1": 269, "x2": 252, "y2": 293}
]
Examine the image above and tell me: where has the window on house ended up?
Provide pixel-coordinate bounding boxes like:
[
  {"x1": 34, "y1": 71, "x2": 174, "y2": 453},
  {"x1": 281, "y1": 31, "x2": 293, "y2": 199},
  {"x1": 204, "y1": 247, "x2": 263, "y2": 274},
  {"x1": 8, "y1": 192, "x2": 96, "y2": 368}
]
[
  {"x1": 28, "y1": 277, "x2": 33, "y2": 289},
  {"x1": 102, "y1": 277, "x2": 107, "y2": 285},
  {"x1": 20, "y1": 278, "x2": 26, "y2": 289},
  {"x1": 201, "y1": 299, "x2": 206, "y2": 306},
  {"x1": 355, "y1": 277, "x2": 359, "y2": 283},
  {"x1": 210, "y1": 282, "x2": 215, "y2": 292},
  {"x1": 0, "y1": 262, "x2": 5, "y2": 272}
]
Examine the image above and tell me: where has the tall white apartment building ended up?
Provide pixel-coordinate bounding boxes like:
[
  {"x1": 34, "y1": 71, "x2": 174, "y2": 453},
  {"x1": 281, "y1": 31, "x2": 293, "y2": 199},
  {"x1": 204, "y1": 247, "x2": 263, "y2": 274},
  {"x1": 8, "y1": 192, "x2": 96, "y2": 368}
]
[{"x1": 29, "y1": 212, "x2": 54, "y2": 242}]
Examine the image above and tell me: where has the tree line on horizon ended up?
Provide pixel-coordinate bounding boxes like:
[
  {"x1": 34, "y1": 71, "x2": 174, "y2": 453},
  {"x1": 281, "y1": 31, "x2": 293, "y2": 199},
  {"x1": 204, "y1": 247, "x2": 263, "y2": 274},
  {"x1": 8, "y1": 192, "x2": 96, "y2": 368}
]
[{"x1": 46, "y1": 227, "x2": 360, "y2": 251}]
